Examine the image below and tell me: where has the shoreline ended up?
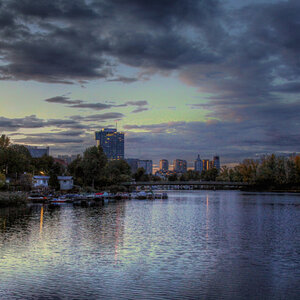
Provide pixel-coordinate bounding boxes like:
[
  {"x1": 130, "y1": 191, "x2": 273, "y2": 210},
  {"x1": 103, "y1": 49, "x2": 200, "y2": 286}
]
[
  {"x1": 1, "y1": 188, "x2": 300, "y2": 208},
  {"x1": 0, "y1": 192, "x2": 28, "y2": 207}
]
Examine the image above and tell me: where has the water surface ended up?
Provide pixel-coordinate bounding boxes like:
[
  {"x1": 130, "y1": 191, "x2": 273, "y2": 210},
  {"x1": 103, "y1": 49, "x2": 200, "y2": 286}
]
[{"x1": 0, "y1": 191, "x2": 300, "y2": 299}]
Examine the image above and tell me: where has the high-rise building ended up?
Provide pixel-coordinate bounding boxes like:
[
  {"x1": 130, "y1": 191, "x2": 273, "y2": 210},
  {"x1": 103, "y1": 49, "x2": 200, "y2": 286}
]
[
  {"x1": 137, "y1": 160, "x2": 153, "y2": 174},
  {"x1": 159, "y1": 159, "x2": 169, "y2": 171},
  {"x1": 173, "y1": 159, "x2": 187, "y2": 173},
  {"x1": 95, "y1": 128, "x2": 124, "y2": 160},
  {"x1": 25, "y1": 146, "x2": 49, "y2": 158},
  {"x1": 194, "y1": 154, "x2": 203, "y2": 173},
  {"x1": 125, "y1": 158, "x2": 139, "y2": 174},
  {"x1": 202, "y1": 159, "x2": 210, "y2": 171},
  {"x1": 213, "y1": 155, "x2": 221, "y2": 170}
]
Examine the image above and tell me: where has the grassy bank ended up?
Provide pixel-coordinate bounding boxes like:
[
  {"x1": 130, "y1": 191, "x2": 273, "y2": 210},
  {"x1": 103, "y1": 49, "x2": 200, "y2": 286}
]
[{"x1": 0, "y1": 192, "x2": 28, "y2": 207}]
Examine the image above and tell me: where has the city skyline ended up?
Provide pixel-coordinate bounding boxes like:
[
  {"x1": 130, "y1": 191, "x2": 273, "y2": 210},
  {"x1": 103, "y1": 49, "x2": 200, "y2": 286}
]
[{"x1": 1, "y1": 0, "x2": 300, "y2": 164}]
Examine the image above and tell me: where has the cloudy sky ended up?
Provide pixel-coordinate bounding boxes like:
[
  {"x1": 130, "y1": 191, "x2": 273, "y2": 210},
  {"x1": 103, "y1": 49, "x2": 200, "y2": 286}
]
[{"x1": 0, "y1": 0, "x2": 299, "y2": 167}]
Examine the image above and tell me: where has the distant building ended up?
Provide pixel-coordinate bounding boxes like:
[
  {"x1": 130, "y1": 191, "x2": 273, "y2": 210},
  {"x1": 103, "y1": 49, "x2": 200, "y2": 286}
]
[
  {"x1": 57, "y1": 155, "x2": 78, "y2": 165},
  {"x1": 137, "y1": 160, "x2": 153, "y2": 175},
  {"x1": 26, "y1": 146, "x2": 49, "y2": 158},
  {"x1": 159, "y1": 159, "x2": 169, "y2": 171},
  {"x1": 213, "y1": 156, "x2": 221, "y2": 170},
  {"x1": 57, "y1": 176, "x2": 73, "y2": 191},
  {"x1": 194, "y1": 155, "x2": 203, "y2": 173},
  {"x1": 126, "y1": 158, "x2": 140, "y2": 174},
  {"x1": 95, "y1": 128, "x2": 124, "y2": 160},
  {"x1": 173, "y1": 159, "x2": 187, "y2": 173},
  {"x1": 202, "y1": 159, "x2": 210, "y2": 171},
  {"x1": 32, "y1": 175, "x2": 50, "y2": 188},
  {"x1": 54, "y1": 158, "x2": 68, "y2": 168}
]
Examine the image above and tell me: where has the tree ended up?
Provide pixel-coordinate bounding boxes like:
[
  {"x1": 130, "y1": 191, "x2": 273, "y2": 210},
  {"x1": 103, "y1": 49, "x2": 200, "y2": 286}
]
[
  {"x1": 7, "y1": 145, "x2": 32, "y2": 178},
  {"x1": 0, "y1": 135, "x2": 10, "y2": 149},
  {"x1": 68, "y1": 155, "x2": 84, "y2": 186},
  {"x1": 49, "y1": 162, "x2": 64, "y2": 190},
  {"x1": 168, "y1": 173, "x2": 177, "y2": 181},
  {"x1": 0, "y1": 173, "x2": 5, "y2": 190},
  {"x1": 217, "y1": 166, "x2": 231, "y2": 181},
  {"x1": 201, "y1": 168, "x2": 218, "y2": 181},
  {"x1": 101, "y1": 159, "x2": 131, "y2": 186},
  {"x1": 31, "y1": 155, "x2": 55, "y2": 175},
  {"x1": 133, "y1": 167, "x2": 150, "y2": 182},
  {"x1": 82, "y1": 146, "x2": 107, "y2": 188},
  {"x1": 236, "y1": 159, "x2": 258, "y2": 183}
]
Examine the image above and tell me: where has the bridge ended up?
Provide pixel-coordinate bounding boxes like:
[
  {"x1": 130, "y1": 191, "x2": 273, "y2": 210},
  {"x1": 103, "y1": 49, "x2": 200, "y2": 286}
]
[{"x1": 122, "y1": 181, "x2": 249, "y2": 189}]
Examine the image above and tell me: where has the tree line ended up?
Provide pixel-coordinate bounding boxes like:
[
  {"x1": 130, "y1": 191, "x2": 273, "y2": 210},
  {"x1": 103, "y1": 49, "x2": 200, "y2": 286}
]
[
  {"x1": 218, "y1": 154, "x2": 300, "y2": 189},
  {"x1": 0, "y1": 134, "x2": 132, "y2": 191},
  {"x1": 1, "y1": 134, "x2": 299, "y2": 191}
]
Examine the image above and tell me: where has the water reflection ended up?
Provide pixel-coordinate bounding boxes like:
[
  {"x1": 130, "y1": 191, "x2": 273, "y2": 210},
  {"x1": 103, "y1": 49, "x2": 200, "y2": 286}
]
[
  {"x1": 0, "y1": 191, "x2": 300, "y2": 299},
  {"x1": 39, "y1": 206, "x2": 43, "y2": 235}
]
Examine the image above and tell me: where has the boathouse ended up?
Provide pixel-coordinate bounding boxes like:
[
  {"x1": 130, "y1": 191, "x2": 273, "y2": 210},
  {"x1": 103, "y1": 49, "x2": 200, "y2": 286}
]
[
  {"x1": 32, "y1": 175, "x2": 50, "y2": 189},
  {"x1": 57, "y1": 176, "x2": 73, "y2": 191}
]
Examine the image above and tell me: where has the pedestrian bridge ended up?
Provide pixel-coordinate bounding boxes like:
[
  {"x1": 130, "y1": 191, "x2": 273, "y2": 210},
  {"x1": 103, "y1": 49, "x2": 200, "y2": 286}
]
[{"x1": 122, "y1": 181, "x2": 249, "y2": 189}]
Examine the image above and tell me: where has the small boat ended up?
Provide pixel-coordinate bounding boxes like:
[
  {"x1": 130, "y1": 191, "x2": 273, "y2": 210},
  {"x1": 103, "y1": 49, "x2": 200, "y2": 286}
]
[
  {"x1": 50, "y1": 196, "x2": 68, "y2": 204},
  {"x1": 136, "y1": 191, "x2": 147, "y2": 200},
  {"x1": 94, "y1": 192, "x2": 104, "y2": 198},
  {"x1": 147, "y1": 192, "x2": 155, "y2": 200},
  {"x1": 28, "y1": 193, "x2": 48, "y2": 203},
  {"x1": 162, "y1": 192, "x2": 168, "y2": 199}
]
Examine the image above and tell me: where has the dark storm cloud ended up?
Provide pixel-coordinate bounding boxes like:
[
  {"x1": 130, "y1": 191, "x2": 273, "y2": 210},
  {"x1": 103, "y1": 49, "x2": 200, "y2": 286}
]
[
  {"x1": 107, "y1": 76, "x2": 139, "y2": 84},
  {"x1": 1, "y1": 0, "x2": 300, "y2": 160},
  {"x1": 70, "y1": 103, "x2": 115, "y2": 110},
  {"x1": 0, "y1": 0, "x2": 222, "y2": 83},
  {"x1": 0, "y1": 114, "x2": 92, "y2": 131},
  {"x1": 14, "y1": 137, "x2": 84, "y2": 144},
  {"x1": 124, "y1": 118, "x2": 300, "y2": 164},
  {"x1": 23, "y1": 130, "x2": 85, "y2": 137},
  {"x1": 75, "y1": 112, "x2": 124, "y2": 121},
  {"x1": 44, "y1": 95, "x2": 148, "y2": 112},
  {"x1": 0, "y1": 0, "x2": 299, "y2": 100},
  {"x1": 8, "y1": 0, "x2": 97, "y2": 20},
  {"x1": 45, "y1": 96, "x2": 82, "y2": 105},
  {"x1": 131, "y1": 107, "x2": 148, "y2": 113},
  {"x1": 0, "y1": 111, "x2": 127, "y2": 135}
]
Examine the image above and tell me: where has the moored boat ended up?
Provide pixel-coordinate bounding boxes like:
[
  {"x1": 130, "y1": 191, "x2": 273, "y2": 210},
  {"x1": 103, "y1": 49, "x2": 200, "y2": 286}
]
[
  {"x1": 50, "y1": 196, "x2": 68, "y2": 204},
  {"x1": 136, "y1": 191, "x2": 147, "y2": 200},
  {"x1": 27, "y1": 193, "x2": 48, "y2": 203}
]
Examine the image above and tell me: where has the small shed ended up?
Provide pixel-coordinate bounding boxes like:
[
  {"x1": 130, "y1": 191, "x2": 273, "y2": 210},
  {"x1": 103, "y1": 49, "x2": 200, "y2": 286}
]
[
  {"x1": 32, "y1": 176, "x2": 50, "y2": 188},
  {"x1": 57, "y1": 176, "x2": 73, "y2": 191}
]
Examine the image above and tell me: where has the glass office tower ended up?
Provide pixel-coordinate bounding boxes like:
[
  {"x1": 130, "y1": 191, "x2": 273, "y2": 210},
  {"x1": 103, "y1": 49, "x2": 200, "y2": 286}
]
[{"x1": 95, "y1": 128, "x2": 124, "y2": 160}]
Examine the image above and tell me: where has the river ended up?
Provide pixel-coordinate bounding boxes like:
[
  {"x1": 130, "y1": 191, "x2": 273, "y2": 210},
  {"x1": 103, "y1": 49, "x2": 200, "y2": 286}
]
[{"x1": 0, "y1": 191, "x2": 299, "y2": 299}]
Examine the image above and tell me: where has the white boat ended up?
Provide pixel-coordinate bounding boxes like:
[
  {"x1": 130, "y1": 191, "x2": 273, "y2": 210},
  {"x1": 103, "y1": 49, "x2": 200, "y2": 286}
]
[
  {"x1": 136, "y1": 191, "x2": 147, "y2": 199},
  {"x1": 27, "y1": 194, "x2": 48, "y2": 203}
]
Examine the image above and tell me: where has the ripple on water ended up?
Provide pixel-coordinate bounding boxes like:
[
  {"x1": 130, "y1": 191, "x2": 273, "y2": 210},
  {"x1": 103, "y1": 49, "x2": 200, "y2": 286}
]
[{"x1": 0, "y1": 191, "x2": 300, "y2": 299}]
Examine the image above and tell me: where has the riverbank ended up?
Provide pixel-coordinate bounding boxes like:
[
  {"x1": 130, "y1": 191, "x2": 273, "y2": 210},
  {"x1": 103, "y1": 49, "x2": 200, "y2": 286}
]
[{"x1": 0, "y1": 192, "x2": 27, "y2": 207}]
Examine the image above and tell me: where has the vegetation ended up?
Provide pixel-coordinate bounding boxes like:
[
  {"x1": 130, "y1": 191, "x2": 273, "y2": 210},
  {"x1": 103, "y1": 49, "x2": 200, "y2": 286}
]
[
  {"x1": 218, "y1": 154, "x2": 300, "y2": 190},
  {"x1": 0, "y1": 134, "x2": 64, "y2": 190},
  {"x1": 0, "y1": 192, "x2": 27, "y2": 207},
  {"x1": 1, "y1": 134, "x2": 300, "y2": 192},
  {"x1": 67, "y1": 146, "x2": 131, "y2": 190},
  {"x1": 0, "y1": 173, "x2": 5, "y2": 189}
]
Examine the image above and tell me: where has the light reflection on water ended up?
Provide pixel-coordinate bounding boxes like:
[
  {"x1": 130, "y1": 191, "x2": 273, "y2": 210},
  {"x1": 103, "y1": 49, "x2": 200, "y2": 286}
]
[{"x1": 0, "y1": 191, "x2": 300, "y2": 299}]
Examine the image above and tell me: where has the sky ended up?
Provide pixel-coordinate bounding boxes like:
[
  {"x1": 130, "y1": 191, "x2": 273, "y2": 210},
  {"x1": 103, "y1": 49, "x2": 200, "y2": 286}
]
[{"x1": 0, "y1": 0, "x2": 300, "y2": 167}]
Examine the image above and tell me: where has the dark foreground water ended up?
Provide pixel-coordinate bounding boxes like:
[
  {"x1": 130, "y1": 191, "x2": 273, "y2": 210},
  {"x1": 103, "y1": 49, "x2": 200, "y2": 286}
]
[{"x1": 0, "y1": 191, "x2": 300, "y2": 299}]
